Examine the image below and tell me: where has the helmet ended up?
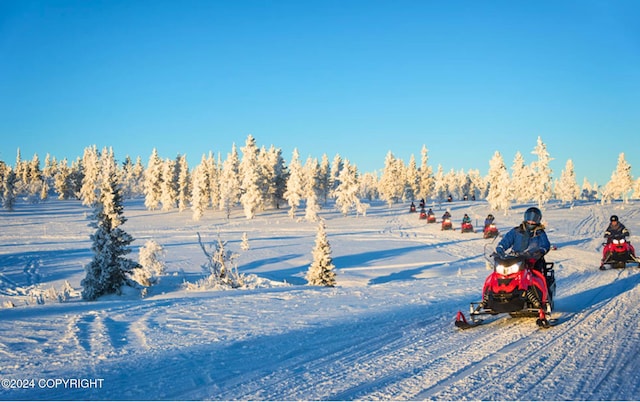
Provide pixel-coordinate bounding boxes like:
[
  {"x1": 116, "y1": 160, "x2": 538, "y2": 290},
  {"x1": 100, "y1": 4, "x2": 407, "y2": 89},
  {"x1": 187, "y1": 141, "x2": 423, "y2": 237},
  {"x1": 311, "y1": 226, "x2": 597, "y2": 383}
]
[
  {"x1": 610, "y1": 215, "x2": 619, "y2": 222},
  {"x1": 524, "y1": 207, "x2": 542, "y2": 224}
]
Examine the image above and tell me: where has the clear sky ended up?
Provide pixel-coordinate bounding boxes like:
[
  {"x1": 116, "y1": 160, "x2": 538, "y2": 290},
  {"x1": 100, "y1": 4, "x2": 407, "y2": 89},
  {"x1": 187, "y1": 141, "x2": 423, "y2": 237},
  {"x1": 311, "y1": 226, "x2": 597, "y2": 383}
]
[{"x1": 1, "y1": 0, "x2": 639, "y2": 186}]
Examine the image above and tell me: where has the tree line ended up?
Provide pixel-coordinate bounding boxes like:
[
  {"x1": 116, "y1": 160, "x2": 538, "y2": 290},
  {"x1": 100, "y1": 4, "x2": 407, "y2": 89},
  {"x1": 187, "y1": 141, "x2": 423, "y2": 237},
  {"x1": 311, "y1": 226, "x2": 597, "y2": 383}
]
[{"x1": 1, "y1": 135, "x2": 639, "y2": 219}]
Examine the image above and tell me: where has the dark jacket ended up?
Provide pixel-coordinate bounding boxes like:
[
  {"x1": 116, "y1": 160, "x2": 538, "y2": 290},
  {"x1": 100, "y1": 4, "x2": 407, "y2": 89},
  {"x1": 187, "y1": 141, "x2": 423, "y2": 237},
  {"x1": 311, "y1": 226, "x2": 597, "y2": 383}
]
[
  {"x1": 496, "y1": 222, "x2": 551, "y2": 261},
  {"x1": 604, "y1": 222, "x2": 629, "y2": 239}
]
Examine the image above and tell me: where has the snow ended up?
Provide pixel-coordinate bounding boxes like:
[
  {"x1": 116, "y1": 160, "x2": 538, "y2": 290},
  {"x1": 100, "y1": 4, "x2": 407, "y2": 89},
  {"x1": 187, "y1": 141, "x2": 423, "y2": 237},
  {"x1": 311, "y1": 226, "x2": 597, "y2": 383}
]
[{"x1": 1, "y1": 198, "x2": 640, "y2": 400}]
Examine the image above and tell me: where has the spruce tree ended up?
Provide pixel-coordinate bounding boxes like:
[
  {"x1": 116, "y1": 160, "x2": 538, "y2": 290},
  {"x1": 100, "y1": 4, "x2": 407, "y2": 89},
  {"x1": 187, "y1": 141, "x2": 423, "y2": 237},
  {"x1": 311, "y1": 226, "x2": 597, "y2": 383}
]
[
  {"x1": 486, "y1": 151, "x2": 511, "y2": 213},
  {"x1": 81, "y1": 155, "x2": 140, "y2": 300},
  {"x1": 306, "y1": 221, "x2": 336, "y2": 287}
]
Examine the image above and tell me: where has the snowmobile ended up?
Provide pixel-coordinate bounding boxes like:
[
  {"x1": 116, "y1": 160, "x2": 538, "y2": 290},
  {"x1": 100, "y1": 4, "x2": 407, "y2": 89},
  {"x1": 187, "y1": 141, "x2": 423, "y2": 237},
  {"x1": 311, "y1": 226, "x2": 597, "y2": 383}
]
[
  {"x1": 419, "y1": 210, "x2": 427, "y2": 220},
  {"x1": 427, "y1": 214, "x2": 436, "y2": 223},
  {"x1": 410, "y1": 204, "x2": 416, "y2": 213},
  {"x1": 455, "y1": 245, "x2": 556, "y2": 329},
  {"x1": 600, "y1": 234, "x2": 640, "y2": 270},
  {"x1": 483, "y1": 223, "x2": 499, "y2": 239},
  {"x1": 461, "y1": 221, "x2": 474, "y2": 233},
  {"x1": 441, "y1": 218, "x2": 453, "y2": 230}
]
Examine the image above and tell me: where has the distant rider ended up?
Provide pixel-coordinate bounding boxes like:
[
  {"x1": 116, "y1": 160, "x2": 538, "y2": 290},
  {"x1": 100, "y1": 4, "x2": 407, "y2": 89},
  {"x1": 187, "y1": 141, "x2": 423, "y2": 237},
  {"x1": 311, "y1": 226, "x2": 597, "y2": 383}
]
[
  {"x1": 495, "y1": 207, "x2": 551, "y2": 272},
  {"x1": 604, "y1": 215, "x2": 630, "y2": 239},
  {"x1": 462, "y1": 214, "x2": 471, "y2": 224},
  {"x1": 442, "y1": 210, "x2": 451, "y2": 220},
  {"x1": 484, "y1": 214, "x2": 495, "y2": 229}
]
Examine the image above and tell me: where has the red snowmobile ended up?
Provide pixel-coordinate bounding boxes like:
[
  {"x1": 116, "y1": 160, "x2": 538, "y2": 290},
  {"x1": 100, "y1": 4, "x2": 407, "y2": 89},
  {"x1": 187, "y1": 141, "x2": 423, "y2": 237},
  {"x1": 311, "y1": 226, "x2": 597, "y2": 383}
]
[
  {"x1": 419, "y1": 210, "x2": 427, "y2": 220},
  {"x1": 600, "y1": 234, "x2": 640, "y2": 270},
  {"x1": 456, "y1": 246, "x2": 556, "y2": 329},
  {"x1": 410, "y1": 204, "x2": 416, "y2": 213},
  {"x1": 427, "y1": 214, "x2": 436, "y2": 223},
  {"x1": 441, "y1": 218, "x2": 453, "y2": 230},
  {"x1": 461, "y1": 221, "x2": 474, "y2": 233},
  {"x1": 483, "y1": 223, "x2": 499, "y2": 239}
]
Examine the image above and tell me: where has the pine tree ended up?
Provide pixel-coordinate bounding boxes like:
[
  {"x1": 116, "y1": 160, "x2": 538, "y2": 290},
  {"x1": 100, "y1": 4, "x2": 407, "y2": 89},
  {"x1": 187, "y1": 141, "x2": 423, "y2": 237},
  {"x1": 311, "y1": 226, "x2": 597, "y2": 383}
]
[
  {"x1": 284, "y1": 148, "x2": 305, "y2": 218},
  {"x1": 306, "y1": 220, "x2": 336, "y2": 287},
  {"x1": 486, "y1": 151, "x2": 511, "y2": 213},
  {"x1": 555, "y1": 159, "x2": 580, "y2": 206},
  {"x1": 190, "y1": 157, "x2": 210, "y2": 221},
  {"x1": 334, "y1": 160, "x2": 364, "y2": 217},
  {"x1": 219, "y1": 145, "x2": 241, "y2": 219},
  {"x1": 79, "y1": 145, "x2": 100, "y2": 206},
  {"x1": 160, "y1": 158, "x2": 178, "y2": 211},
  {"x1": 530, "y1": 136, "x2": 554, "y2": 208},
  {"x1": 378, "y1": 151, "x2": 405, "y2": 206},
  {"x1": 602, "y1": 152, "x2": 633, "y2": 204},
  {"x1": 418, "y1": 144, "x2": 434, "y2": 201},
  {"x1": 81, "y1": 154, "x2": 140, "y2": 301},
  {"x1": 304, "y1": 157, "x2": 321, "y2": 222},
  {"x1": 239, "y1": 135, "x2": 263, "y2": 219},
  {"x1": 510, "y1": 152, "x2": 531, "y2": 203},
  {"x1": 144, "y1": 148, "x2": 163, "y2": 210},
  {"x1": 241, "y1": 232, "x2": 250, "y2": 251},
  {"x1": 176, "y1": 154, "x2": 190, "y2": 212}
]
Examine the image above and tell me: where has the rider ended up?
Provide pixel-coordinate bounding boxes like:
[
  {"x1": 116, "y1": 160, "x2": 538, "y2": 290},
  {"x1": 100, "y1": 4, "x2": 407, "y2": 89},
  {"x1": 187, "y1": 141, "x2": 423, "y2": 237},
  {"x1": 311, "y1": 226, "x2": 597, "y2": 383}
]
[
  {"x1": 603, "y1": 215, "x2": 637, "y2": 261},
  {"x1": 484, "y1": 214, "x2": 495, "y2": 229},
  {"x1": 442, "y1": 210, "x2": 451, "y2": 220},
  {"x1": 495, "y1": 207, "x2": 551, "y2": 272},
  {"x1": 462, "y1": 214, "x2": 471, "y2": 225},
  {"x1": 604, "y1": 215, "x2": 630, "y2": 239}
]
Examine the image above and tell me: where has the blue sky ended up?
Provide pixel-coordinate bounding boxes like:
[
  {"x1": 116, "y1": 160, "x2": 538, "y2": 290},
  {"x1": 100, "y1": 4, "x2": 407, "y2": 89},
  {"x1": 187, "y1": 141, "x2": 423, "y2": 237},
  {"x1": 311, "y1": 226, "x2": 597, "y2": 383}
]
[{"x1": 1, "y1": 0, "x2": 639, "y2": 186}]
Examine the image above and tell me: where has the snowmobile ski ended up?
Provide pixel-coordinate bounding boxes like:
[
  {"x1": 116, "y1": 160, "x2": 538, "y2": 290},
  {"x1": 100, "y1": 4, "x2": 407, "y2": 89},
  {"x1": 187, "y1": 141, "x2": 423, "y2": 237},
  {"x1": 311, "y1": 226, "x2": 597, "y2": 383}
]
[{"x1": 454, "y1": 311, "x2": 483, "y2": 329}]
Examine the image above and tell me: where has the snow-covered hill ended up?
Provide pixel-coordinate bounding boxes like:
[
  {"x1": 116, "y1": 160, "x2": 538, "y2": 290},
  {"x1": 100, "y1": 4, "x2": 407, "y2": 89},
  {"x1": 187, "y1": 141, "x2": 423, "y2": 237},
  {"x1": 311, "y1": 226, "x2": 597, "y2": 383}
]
[{"x1": 1, "y1": 199, "x2": 639, "y2": 400}]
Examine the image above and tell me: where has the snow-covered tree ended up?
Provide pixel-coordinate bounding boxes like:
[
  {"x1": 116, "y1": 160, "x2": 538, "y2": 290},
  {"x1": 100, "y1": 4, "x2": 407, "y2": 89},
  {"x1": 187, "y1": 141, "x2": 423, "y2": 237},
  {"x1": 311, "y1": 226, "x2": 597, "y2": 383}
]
[
  {"x1": 405, "y1": 155, "x2": 419, "y2": 201},
  {"x1": 79, "y1": 145, "x2": 100, "y2": 206},
  {"x1": 329, "y1": 154, "x2": 343, "y2": 197},
  {"x1": 510, "y1": 151, "x2": 530, "y2": 203},
  {"x1": 304, "y1": 157, "x2": 321, "y2": 222},
  {"x1": 219, "y1": 145, "x2": 241, "y2": 219},
  {"x1": 581, "y1": 178, "x2": 598, "y2": 201},
  {"x1": 176, "y1": 154, "x2": 190, "y2": 212},
  {"x1": 81, "y1": 158, "x2": 140, "y2": 300},
  {"x1": 190, "y1": 157, "x2": 210, "y2": 221},
  {"x1": 283, "y1": 148, "x2": 305, "y2": 219},
  {"x1": 318, "y1": 154, "x2": 332, "y2": 204},
  {"x1": 160, "y1": 158, "x2": 178, "y2": 211},
  {"x1": 358, "y1": 171, "x2": 379, "y2": 201},
  {"x1": 530, "y1": 136, "x2": 554, "y2": 208},
  {"x1": 378, "y1": 151, "x2": 405, "y2": 206},
  {"x1": 260, "y1": 145, "x2": 287, "y2": 209},
  {"x1": 486, "y1": 151, "x2": 511, "y2": 213},
  {"x1": 239, "y1": 135, "x2": 263, "y2": 219},
  {"x1": 207, "y1": 152, "x2": 221, "y2": 211},
  {"x1": 306, "y1": 220, "x2": 336, "y2": 287},
  {"x1": 241, "y1": 232, "x2": 250, "y2": 251},
  {"x1": 418, "y1": 144, "x2": 434, "y2": 201},
  {"x1": 1, "y1": 163, "x2": 17, "y2": 210},
  {"x1": 555, "y1": 159, "x2": 580, "y2": 206},
  {"x1": 602, "y1": 152, "x2": 633, "y2": 204},
  {"x1": 432, "y1": 165, "x2": 447, "y2": 204},
  {"x1": 144, "y1": 148, "x2": 163, "y2": 211},
  {"x1": 333, "y1": 159, "x2": 364, "y2": 216},
  {"x1": 133, "y1": 240, "x2": 166, "y2": 286}
]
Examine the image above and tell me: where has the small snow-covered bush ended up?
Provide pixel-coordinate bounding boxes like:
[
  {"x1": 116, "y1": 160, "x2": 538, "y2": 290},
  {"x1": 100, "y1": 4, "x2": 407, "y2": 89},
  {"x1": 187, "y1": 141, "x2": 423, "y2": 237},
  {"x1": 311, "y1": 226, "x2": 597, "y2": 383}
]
[
  {"x1": 133, "y1": 240, "x2": 166, "y2": 286},
  {"x1": 185, "y1": 233, "x2": 245, "y2": 290}
]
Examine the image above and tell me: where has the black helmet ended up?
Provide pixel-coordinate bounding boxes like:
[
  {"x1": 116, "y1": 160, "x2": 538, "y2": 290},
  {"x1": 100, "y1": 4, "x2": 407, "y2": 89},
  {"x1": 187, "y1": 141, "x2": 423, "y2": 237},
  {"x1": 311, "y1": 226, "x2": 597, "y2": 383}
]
[
  {"x1": 524, "y1": 207, "x2": 542, "y2": 224},
  {"x1": 610, "y1": 215, "x2": 619, "y2": 222}
]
